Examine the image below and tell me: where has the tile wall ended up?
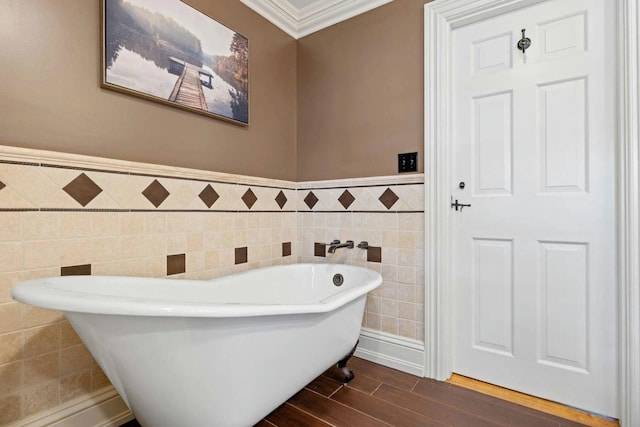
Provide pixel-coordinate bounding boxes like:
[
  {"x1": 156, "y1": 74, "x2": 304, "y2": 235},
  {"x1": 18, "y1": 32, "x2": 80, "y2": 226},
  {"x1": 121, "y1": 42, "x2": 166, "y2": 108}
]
[
  {"x1": 297, "y1": 177, "x2": 425, "y2": 341},
  {"x1": 0, "y1": 146, "x2": 424, "y2": 425},
  {"x1": 0, "y1": 148, "x2": 297, "y2": 425}
]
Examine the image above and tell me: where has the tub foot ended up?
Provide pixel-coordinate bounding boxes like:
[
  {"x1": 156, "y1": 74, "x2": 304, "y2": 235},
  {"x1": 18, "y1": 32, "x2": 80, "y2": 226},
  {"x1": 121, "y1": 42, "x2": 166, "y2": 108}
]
[{"x1": 337, "y1": 340, "x2": 358, "y2": 384}]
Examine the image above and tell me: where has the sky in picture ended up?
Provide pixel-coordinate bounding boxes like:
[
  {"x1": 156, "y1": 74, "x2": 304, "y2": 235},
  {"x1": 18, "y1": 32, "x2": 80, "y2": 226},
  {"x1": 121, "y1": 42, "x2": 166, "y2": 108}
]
[{"x1": 124, "y1": 0, "x2": 236, "y2": 56}]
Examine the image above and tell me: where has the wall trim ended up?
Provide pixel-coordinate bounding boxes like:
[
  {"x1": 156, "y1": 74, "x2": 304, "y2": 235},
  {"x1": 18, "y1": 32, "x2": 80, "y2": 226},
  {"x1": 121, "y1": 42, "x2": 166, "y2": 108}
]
[
  {"x1": 424, "y1": 0, "x2": 638, "y2": 426},
  {"x1": 238, "y1": 0, "x2": 298, "y2": 38},
  {"x1": 0, "y1": 145, "x2": 425, "y2": 190},
  {"x1": 297, "y1": 173, "x2": 424, "y2": 189},
  {"x1": 0, "y1": 145, "x2": 296, "y2": 190},
  {"x1": 239, "y1": 0, "x2": 393, "y2": 39},
  {"x1": 617, "y1": 1, "x2": 640, "y2": 425},
  {"x1": 355, "y1": 328, "x2": 425, "y2": 377},
  {"x1": 10, "y1": 387, "x2": 132, "y2": 427}
]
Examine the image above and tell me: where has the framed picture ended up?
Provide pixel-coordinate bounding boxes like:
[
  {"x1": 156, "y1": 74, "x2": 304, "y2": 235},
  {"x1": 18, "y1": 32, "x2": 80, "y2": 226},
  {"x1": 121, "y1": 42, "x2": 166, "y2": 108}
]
[{"x1": 101, "y1": 0, "x2": 249, "y2": 125}]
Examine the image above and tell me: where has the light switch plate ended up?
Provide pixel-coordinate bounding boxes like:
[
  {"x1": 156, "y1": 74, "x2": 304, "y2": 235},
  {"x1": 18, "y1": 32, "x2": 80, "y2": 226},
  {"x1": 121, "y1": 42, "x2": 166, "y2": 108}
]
[{"x1": 398, "y1": 152, "x2": 418, "y2": 173}]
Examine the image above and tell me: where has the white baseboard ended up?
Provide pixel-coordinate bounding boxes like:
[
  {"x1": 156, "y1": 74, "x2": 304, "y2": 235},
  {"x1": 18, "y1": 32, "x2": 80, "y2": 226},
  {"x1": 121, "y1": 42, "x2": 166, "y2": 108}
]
[
  {"x1": 355, "y1": 328, "x2": 425, "y2": 377},
  {"x1": 12, "y1": 387, "x2": 133, "y2": 427}
]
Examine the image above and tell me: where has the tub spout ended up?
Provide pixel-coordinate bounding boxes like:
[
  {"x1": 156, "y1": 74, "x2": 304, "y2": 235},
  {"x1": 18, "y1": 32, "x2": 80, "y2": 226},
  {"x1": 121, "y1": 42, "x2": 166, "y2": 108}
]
[{"x1": 327, "y1": 240, "x2": 354, "y2": 253}]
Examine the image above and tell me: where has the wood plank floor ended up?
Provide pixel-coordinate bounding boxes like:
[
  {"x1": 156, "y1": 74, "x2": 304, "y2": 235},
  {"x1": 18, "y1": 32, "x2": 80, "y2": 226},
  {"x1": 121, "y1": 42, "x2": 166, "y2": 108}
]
[{"x1": 121, "y1": 357, "x2": 591, "y2": 426}]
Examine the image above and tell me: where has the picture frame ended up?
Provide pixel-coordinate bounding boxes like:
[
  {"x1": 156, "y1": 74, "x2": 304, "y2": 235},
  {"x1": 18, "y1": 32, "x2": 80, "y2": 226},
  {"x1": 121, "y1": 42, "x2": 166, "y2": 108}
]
[{"x1": 101, "y1": 0, "x2": 249, "y2": 126}]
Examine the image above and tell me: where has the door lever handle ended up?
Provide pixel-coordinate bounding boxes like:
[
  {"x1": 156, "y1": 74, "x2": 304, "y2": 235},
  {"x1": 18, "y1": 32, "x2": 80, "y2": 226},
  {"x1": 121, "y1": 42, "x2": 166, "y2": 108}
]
[{"x1": 451, "y1": 198, "x2": 471, "y2": 211}]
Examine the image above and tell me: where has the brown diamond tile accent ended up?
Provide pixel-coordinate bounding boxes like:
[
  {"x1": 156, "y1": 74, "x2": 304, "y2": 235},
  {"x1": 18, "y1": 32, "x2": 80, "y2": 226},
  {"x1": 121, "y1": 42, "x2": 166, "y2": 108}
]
[
  {"x1": 379, "y1": 188, "x2": 399, "y2": 210},
  {"x1": 63, "y1": 173, "x2": 103, "y2": 207},
  {"x1": 167, "y1": 254, "x2": 186, "y2": 275},
  {"x1": 314, "y1": 242, "x2": 326, "y2": 257},
  {"x1": 235, "y1": 247, "x2": 248, "y2": 264},
  {"x1": 367, "y1": 247, "x2": 382, "y2": 263},
  {"x1": 199, "y1": 185, "x2": 219, "y2": 208},
  {"x1": 61, "y1": 264, "x2": 92, "y2": 276},
  {"x1": 282, "y1": 242, "x2": 292, "y2": 257},
  {"x1": 242, "y1": 188, "x2": 257, "y2": 209},
  {"x1": 142, "y1": 180, "x2": 170, "y2": 208},
  {"x1": 0, "y1": 180, "x2": 5, "y2": 191},
  {"x1": 338, "y1": 190, "x2": 355, "y2": 209},
  {"x1": 304, "y1": 191, "x2": 319, "y2": 209},
  {"x1": 275, "y1": 191, "x2": 288, "y2": 209}
]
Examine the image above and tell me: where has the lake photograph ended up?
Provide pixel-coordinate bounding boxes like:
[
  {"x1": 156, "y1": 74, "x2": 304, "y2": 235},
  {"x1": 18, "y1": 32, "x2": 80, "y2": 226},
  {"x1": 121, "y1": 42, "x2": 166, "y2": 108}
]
[{"x1": 103, "y1": 0, "x2": 249, "y2": 124}]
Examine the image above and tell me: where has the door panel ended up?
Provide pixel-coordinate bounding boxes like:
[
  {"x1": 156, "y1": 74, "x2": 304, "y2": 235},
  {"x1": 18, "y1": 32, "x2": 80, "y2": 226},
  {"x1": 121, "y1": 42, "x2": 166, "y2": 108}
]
[
  {"x1": 451, "y1": 0, "x2": 616, "y2": 417},
  {"x1": 538, "y1": 12, "x2": 586, "y2": 60},
  {"x1": 473, "y1": 33, "x2": 513, "y2": 74},
  {"x1": 473, "y1": 91, "x2": 513, "y2": 195},
  {"x1": 538, "y1": 241, "x2": 588, "y2": 372},
  {"x1": 538, "y1": 78, "x2": 587, "y2": 193},
  {"x1": 473, "y1": 238, "x2": 514, "y2": 356}
]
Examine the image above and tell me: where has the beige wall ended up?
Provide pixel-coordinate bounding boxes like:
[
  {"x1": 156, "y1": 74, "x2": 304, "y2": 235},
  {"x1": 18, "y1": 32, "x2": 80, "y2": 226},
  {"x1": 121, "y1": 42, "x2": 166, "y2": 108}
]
[
  {"x1": 296, "y1": 0, "x2": 427, "y2": 181},
  {"x1": 0, "y1": 0, "x2": 298, "y2": 181},
  {"x1": 0, "y1": 0, "x2": 426, "y2": 183}
]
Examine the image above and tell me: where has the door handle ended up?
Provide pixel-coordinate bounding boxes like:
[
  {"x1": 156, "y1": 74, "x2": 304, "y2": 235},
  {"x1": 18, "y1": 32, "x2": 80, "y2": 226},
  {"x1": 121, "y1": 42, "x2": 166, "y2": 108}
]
[{"x1": 451, "y1": 198, "x2": 471, "y2": 211}]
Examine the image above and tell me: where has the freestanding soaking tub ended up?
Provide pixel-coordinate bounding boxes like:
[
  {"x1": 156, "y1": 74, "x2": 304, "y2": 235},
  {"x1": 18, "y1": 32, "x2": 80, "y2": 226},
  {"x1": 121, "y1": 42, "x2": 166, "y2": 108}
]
[{"x1": 11, "y1": 263, "x2": 382, "y2": 427}]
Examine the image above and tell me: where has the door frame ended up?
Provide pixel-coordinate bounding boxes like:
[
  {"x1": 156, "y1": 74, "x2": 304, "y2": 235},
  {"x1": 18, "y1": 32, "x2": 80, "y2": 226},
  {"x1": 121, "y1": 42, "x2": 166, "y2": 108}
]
[{"x1": 423, "y1": 0, "x2": 640, "y2": 425}]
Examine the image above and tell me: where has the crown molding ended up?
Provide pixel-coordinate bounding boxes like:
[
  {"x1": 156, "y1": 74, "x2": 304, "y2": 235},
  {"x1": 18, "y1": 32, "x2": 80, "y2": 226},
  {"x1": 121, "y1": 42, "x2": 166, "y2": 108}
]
[{"x1": 239, "y1": 0, "x2": 393, "y2": 39}]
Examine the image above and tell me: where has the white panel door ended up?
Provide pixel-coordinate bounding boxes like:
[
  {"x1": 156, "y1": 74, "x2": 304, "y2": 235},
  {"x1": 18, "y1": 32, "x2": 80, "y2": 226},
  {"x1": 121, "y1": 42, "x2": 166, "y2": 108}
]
[{"x1": 451, "y1": 0, "x2": 617, "y2": 416}]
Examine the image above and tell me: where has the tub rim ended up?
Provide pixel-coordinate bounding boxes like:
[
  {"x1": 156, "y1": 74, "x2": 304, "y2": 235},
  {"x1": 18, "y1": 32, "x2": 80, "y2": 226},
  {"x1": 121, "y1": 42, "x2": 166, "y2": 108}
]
[{"x1": 11, "y1": 263, "x2": 382, "y2": 318}]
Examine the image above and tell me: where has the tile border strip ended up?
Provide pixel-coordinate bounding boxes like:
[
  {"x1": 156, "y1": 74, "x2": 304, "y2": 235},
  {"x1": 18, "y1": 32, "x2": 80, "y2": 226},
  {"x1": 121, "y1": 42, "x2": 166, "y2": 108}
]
[
  {"x1": 301, "y1": 210, "x2": 425, "y2": 214},
  {"x1": 38, "y1": 162, "x2": 295, "y2": 190},
  {"x1": 0, "y1": 209, "x2": 421, "y2": 213},
  {"x1": 0, "y1": 145, "x2": 424, "y2": 213}
]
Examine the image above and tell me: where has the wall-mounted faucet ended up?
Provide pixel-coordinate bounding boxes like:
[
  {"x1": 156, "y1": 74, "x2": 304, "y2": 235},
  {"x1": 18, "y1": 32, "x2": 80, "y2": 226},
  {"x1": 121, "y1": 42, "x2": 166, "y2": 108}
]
[
  {"x1": 327, "y1": 240, "x2": 354, "y2": 253},
  {"x1": 356, "y1": 241, "x2": 369, "y2": 249}
]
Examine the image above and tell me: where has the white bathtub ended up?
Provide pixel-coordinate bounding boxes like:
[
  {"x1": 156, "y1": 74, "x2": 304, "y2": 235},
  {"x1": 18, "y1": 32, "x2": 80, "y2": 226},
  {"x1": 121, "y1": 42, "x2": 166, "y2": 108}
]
[{"x1": 12, "y1": 263, "x2": 381, "y2": 427}]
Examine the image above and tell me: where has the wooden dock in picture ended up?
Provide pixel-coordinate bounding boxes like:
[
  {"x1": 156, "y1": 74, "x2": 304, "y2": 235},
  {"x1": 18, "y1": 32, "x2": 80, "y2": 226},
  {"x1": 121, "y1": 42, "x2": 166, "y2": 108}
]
[{"x1": 168, "y1": 57, "x2": 213, "y2": 111}]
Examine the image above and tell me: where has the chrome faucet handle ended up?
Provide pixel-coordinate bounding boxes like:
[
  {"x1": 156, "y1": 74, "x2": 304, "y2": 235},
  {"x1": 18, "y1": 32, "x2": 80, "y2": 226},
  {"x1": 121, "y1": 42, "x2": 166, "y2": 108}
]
[
  {"x1": 356, "y1": 241, "x2": 369, "y2": 249},
  {"x1": 329, "y1": 239, "x2": 341, "y2": 244}
]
